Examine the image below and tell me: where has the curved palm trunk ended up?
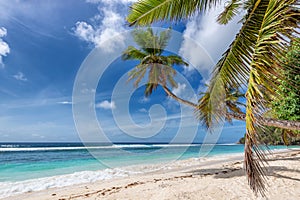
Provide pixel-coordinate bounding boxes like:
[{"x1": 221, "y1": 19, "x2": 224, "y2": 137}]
[
  {"x1": 162, "y1": 85, "x2": 300, "y2": 131},
  {"x1": 227, "y1": 113, "x2": 300, "y2": 131},
  {"x1": 162, "y1": 85, "x2": 198, "y2": 108}
]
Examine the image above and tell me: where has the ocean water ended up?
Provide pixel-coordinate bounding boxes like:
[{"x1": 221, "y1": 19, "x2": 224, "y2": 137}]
[{"x1": 0, "y1": 143, "x2": 296, "y2": 198}]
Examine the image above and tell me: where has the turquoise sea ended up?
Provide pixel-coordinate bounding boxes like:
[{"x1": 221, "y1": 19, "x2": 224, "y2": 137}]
[
  {"x1": 0, "y1": 143, "x2": 295, "y2": 182},
  {"x1": 0, "y1": 143, "x2": 297, "y2": 198}
]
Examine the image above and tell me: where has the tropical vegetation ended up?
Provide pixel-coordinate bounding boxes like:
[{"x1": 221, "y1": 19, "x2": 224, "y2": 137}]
[{"x1": 125, "y1": 0, "x2": 300, "y2": 196}]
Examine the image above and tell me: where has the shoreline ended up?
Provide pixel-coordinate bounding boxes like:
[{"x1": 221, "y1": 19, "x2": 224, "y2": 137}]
[
  {"x1": 2, "y1": 148, "x2": 300, "y2": 200},
  {"x1": 0, "y1": 151, "x2": 245, "y2": 199}
]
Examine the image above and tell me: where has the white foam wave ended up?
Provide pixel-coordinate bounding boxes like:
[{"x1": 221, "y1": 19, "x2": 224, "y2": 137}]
[
  {"x1": 112, "y1": 144, "x2": 153, "y2": 148},
  {"x1": 0, "y1": 146, "x2": 113, "y2": 152},
  {"x1": 0, "y1": 168, "x2": 129, "y2": 199},
  {"x1": 114, "y1": 144, "x2": 202, "y2": 148},
  {"x1": 215, "y1": 143, "x2": 240, "y2": 146},
  {"x1": 0, "y1": 144, "x2": 203, "y2": 152},
  {"x1": 0, "y1": 151, "x2": 255, "y2": 199},
  {"x1": 151, "y1": 144, "x2": 201, "y2": 147},
  {"x1": 0, "y1": 145, "x2": 20, "y2": 148}
]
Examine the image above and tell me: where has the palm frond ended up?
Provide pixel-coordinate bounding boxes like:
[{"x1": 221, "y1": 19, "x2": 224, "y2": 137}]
[
  {"x1": 245, "y1": 0, "x2": 299, "y2": 195},
  {"x1": 196, "y1": 0, "x2": 266, "y2": 128},
  {"x1": 197, "y1": 77, "x2": 226, "y2": 128},
  {"x1": 132, "y1": 28, "x2": 158, "y2": 54},
  {"x1": 165, "y1": 55, "x2": 189, "y2": 66},
  {"x1": 246, "y1": 0, "x2": 299, "y2": 125},
  {"x1": 158, "y1": 28, "x2": 171, "y2": 51},
  {"x1": 217, "y1": 0, "x2": 242, "y2": 24},
  {"x1": 122, "y1": 46, "x2": 148, "y2": 61},
  {"x1": 282, "y1": 129, "x2": 290, "y2": 145},
  {"x1": 127, "y1": 0, "x2": 222, "y2": 26},
  {"x1": 162, "y1": 64, "x2": 177, "y2": 87},
  {"x1": 128, "y1": 64, "x2": 148, "y2": 87},
  {"x1": 132, "y1": 28, "x2": 151, "y2": 48},
  {"x1": 145, "y1": 83, "x2": 159, "y2": 96}
]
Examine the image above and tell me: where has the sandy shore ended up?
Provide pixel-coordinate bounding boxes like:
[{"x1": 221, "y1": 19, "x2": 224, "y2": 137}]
[{"x1": 5, "y1": 149, "x2": 300, "y2": 200}]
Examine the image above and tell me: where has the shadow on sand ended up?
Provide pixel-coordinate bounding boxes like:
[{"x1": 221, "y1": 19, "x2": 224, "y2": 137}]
[{"x1": 186, "y1": 151, "x2": 300, "y2": 182}]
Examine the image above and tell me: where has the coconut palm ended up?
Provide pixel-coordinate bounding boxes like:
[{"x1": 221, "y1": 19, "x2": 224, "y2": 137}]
[
  {"x1": 122, "y1": 28, "x2": 190, "y2": 99},
  {"x1": 126, "y1": 0, "x2": 300, "y2": 195}
]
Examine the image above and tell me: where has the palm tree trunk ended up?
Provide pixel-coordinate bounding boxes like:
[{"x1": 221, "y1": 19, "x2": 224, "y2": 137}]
[
  {"x1": 227, "y1": 113, "x2": 300, "y2": 131},
  {"x1": 162, "y1": 86, "x2": 300, "y2": 131},
  {"x1": 162, "y1": 86, "x2": 198, "y2": 108}
]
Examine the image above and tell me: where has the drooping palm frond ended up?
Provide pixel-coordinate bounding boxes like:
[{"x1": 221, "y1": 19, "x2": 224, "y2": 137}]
[
  {"x1": 225, "y1": 89, "x2": 245, "y2": 123},
  {"x1": 127, "y1": 0, "x2": 222, "y2": 26},
  {"x1": 197, "y1": 0, "x2": 267, "y2": 129},
  {"x1": 246, "y1": 0, "x2": 299, "y2": 141},
  {"x1": 245, "y1": 0, "x2": 299, "y2": 195},
  {"x1": 127, "y1": 63, "x2": 148, "y2": 87},
  {"x1": 197, "y1": 77, "x2": 227, "y2": 128},
  {"x1": 198, "y1": 85, "x2": 245, "y2": 125},
  {"x1": 197, "y1": 0, "x2": 299, "y2": 129},
  {"x1": 197, "y1": 0, "x2": 299, "y2": 195},
  {"x1": 217, "y1": 0, "x2": 242, "y2": 24}
]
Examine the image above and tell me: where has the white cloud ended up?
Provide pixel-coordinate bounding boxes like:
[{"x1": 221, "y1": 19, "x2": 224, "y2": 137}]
[
  {"x1": 138, "y1": 108, "x2": 148, "y2": 113},
  {"x1": 138, "y1": 96, "x2": 150, "y2": 104},
  {"x1": 167, "y1": 83, "x2": 197, "y2": 108},
  {"x1": 13, "y1": 72, "x2": 27, "y2": 81},
  {"x1": 96, "y1": 100, "x2": 116, "y2": 110},
  {"x1": 172, "y1": 83, "x2": 186, "y2": 97},
  {"x1": 179, "y1": 1, "x2": 242, "y2": 82},
  {"x1": 0, "y1": 27, "x2": 7, "y2": 37},
  {"x1": 74, "y1": 0, "x2": 137, "y2": 52},
  {"x1": 57, "y1": 101, "x2": 73, "y2": 105},
  {"x1": 73, "y1": 22, "x2": 95, "y2": 43},
  {"x1": 0, "y1": 27, "x2": 10, "y2": 68},
  {"x1": 86, "y1": 0, "x2": 102, "y2": 3},
  {"x1": 86, "y1": 0, "x2": 136, "y2": 4}
]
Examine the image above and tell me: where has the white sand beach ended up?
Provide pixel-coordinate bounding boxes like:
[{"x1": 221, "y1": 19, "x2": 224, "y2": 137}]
[{"x1": 4, "y1": 149, "x2": 300, "y2": 200}]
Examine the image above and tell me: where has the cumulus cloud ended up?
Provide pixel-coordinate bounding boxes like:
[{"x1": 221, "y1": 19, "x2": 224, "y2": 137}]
[
  {"x1": 96, "y1": 100, "x2": 116, "y2": 110},
  {"x1": 179, "y1": 1, "x2": 242, "y2": 82},
  {"x1": 0, "y1": 27, "x2": 10, "y2": 68},
  {"x1": 13, "y1": 72, "x2": 27, "y2": 81},
  {"x1": 73, "y1": 0, "x2": 136, "y2": 52}
]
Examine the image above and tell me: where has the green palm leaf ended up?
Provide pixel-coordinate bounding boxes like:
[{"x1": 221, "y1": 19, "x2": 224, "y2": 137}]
[
  {"x1": 217, "y1": 0, "x2": 242, "y2": 24},
  {"x1": 127, "y1": 0, "x2": 222, "y2": 26},
  {"x1": 245, "y1": 0, "x2": 299, "y2": 195},
  {"x1": 122, "y1": 46, "x2": 148, "y2": 61},
  {"x1": 197, "y1": 0, "x2": 267, "y2": 128}
]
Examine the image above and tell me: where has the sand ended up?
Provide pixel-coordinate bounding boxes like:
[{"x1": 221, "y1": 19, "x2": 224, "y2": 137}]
[{"x1": 5, "y1": 149, "x2": 300, "y2": 200}]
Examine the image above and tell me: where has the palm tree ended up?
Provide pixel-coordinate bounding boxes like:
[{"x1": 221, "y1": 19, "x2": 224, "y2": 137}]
[
  {"x1": 126, "y1": 0, "x2": 300, "y2": 195},
  {"x1": 122, "y1": 28, "x2": 191, "y2": 100}
]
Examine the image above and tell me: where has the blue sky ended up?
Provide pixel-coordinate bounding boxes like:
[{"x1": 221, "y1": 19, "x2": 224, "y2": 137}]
[{"x1": 0, "y1": 0, "x2": 245, "y2": 143}]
